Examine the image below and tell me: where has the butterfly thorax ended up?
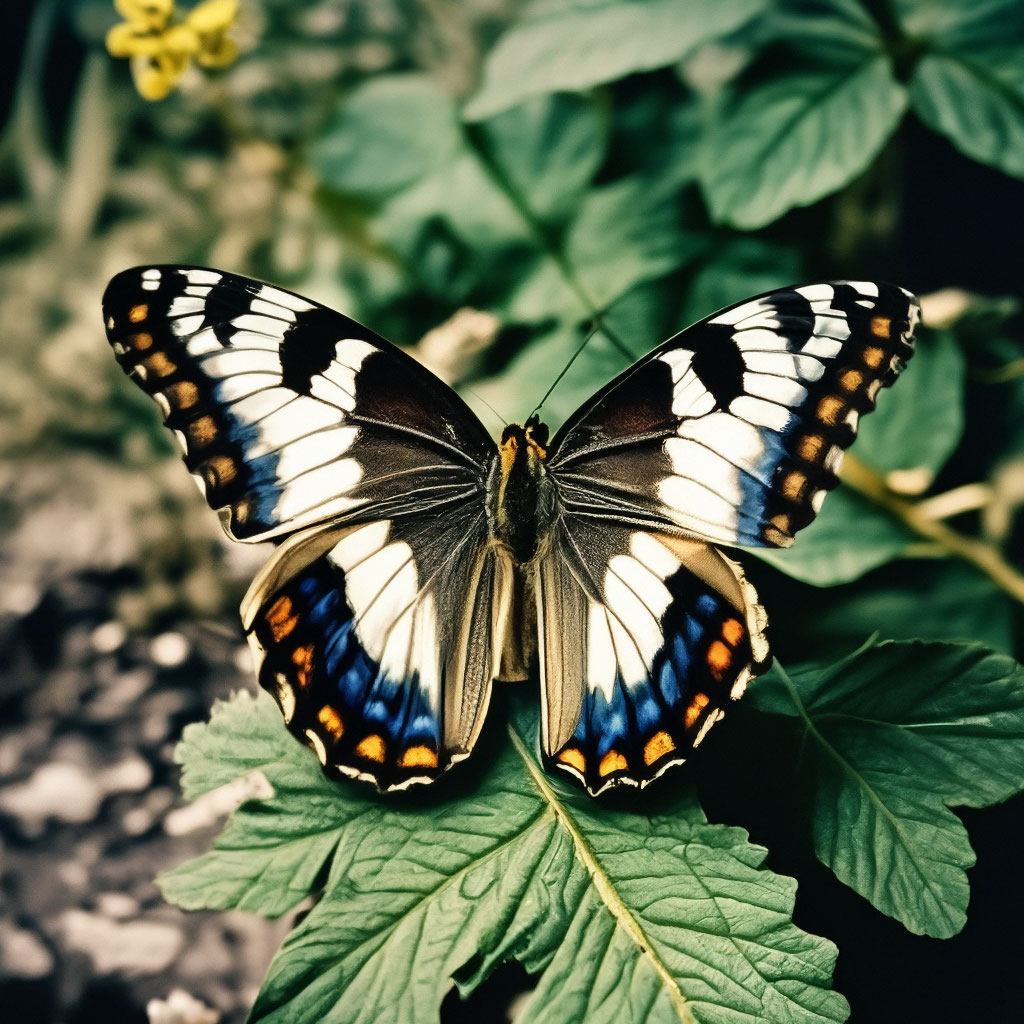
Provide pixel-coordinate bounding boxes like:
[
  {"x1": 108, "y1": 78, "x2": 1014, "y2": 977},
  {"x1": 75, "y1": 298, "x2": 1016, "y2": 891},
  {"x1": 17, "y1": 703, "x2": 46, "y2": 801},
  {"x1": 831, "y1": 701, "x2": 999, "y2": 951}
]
[{"x1": 488, "y1": 416, "x2": 552, "y2": 562}]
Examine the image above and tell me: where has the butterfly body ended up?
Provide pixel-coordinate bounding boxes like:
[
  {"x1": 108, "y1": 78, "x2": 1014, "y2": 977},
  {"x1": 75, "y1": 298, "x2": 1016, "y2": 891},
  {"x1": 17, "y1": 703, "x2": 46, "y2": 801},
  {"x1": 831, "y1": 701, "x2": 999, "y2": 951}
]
[{"x1": 104, "y1": 267, "x2": 919, "y2": 796}]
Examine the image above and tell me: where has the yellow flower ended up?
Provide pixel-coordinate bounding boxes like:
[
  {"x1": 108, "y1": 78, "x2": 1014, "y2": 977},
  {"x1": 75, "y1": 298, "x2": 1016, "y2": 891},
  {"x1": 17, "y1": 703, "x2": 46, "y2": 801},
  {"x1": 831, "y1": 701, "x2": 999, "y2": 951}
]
[
  {"x1": 187, "y1": 0, "x2": 239, "y2": 68},
  {"x1": 105, "y1": 0, "x2": 239, "y2": 100},
  {"x1": 115, "y1": 0, "x2": 174, "y2": 32}
]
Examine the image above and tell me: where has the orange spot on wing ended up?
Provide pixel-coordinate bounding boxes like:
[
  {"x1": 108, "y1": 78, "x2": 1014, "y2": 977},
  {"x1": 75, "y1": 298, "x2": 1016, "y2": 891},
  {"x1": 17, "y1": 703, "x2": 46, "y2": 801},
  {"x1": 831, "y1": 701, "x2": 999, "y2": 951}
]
[
  {"x1": 558, "y1": 747, "x2": 586, "y2": 773},
  {"x1": 144, "y1": 351, "x2": 175, "y2": 376},
  {"x1": 839, "y1": 368, "x2": 864, "y2": 392},
  {"x1": 862, "y1": 345, "x2": 885, "y2": 368},
  {"x1": 870, "y1": 316, "x2": 891, "y2": 339},
  {"x1": 721, "y1": 618, "x2": 744, "y2": 646},
  {"x1": 131, "y1": 332, "x2": 154, "y2": 351},
  {"x1": 290, "y1": 643, "x2": 314, "y2": 686},
  {"x1": 187, "y1": 415, "x2": 218, "y2": 446},
  {"x1": 201, "y1": 454, "x2": 236, "y2": 488},
  {"x1": 685, "y1": 692, "x2": 709, "y2": 728},
  {"x1": 355, "y1": 734, "x2": 386, "y2": 763},
  {"x1": 816, "y1": 395, "x2": 845, "y2": 427},
  {"x1": 643, "y1": 731, "x2": 676, "y2": 766},
  {"x1": 400, "y1": 745, "x2": 438, "y2": 769},
  {"x1": 598, "y1": 750, "x2": 628, "y2": 777},
  {"x1": 782, "y1": 470, "x2": 807, "y2": 501},
  {"x1": 165, "y1": 380, "x2": 199, "y2": 410},
  {"x1": 266, "y1": 595, "x2": 298, "y2": 641},
  {"x1": 707, "y1": 641, "x2": 731, "y2": 680},
  {"x1": 129, "y1": 303, "x2": 148, "y2": 323},
  {"x1": 317, "y1": 705, "x2": 344, "y2": 739},
  {"x1": 797, "y1": 433, "x2": 825, "y2": 462}
]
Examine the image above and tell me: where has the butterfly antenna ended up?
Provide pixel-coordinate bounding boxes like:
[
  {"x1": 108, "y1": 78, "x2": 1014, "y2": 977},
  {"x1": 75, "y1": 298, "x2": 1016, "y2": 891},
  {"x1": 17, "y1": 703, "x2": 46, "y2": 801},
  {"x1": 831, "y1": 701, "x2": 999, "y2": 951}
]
[
  {"x1": 463, "y1": 384, "x2": 509, "y2": 429},
  {"x1": 527, "y1": 320, "x2": 603, "y2": 423}
]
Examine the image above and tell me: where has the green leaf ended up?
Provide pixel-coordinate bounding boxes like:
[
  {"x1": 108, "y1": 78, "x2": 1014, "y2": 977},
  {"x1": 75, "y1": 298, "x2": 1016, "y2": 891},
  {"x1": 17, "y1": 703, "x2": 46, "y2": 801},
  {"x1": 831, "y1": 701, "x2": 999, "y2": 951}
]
[
  {"x1": 909, "y1": 53, "x2": 1024, "y2": 181},
  {"x1": 312, "y1": 75, "x2": 462, "y2": 200},
  {"x1": 894, "y1": 0, "x2": 1024, "y2": 179},
  {"x1": 700, "y1": 0, "x2": 907, "y2": 229},
  {"x1": 754, "y1": 558, "x2": 1016, "y2": 665},
  {"x1": 162, "y1": 693, "x2": 849, "y2": 1024},
  {"x1": 747, "y1": 641, "x2": 1024, "y2": 937},
  {"x1": 565, "y1": 176, "x2": 709, "y2": 310},
  {"x1": 472, "y1": 93, "x2": 609, "y2": 226},
  {"x1": 854, "y1": 328, "x2": 965, "y2": 481},
  {"x1": 680, "y1": 237, "x2": 804, "y2": 327},
  {"x1": 464, "y1": 0, "x2": 765, "y2": 120},
  {"x1": 752, "y1": 486, "x2": 914, "y2": 586}
]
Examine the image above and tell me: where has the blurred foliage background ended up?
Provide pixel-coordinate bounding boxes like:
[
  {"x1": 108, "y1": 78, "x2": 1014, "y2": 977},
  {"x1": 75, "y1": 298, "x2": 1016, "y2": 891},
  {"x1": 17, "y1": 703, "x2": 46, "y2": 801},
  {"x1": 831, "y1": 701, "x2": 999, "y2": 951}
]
[
  {"x1": 1, "y1": 0, "x2": 1023, "y2": 638},
  {"x1": 1, "y1": 1, "x2": 1024, "y2": 1021}
]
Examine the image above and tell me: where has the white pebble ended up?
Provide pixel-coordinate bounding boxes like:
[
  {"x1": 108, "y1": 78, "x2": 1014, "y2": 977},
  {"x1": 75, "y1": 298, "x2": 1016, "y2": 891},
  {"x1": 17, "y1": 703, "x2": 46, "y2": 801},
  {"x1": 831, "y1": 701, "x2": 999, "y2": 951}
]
[
  {"x1": 151, "y1": 632, "x2": 190, "y2": 668},
  {"x1": 91, "y1": 620, "x2": 128, "y2": 654}
]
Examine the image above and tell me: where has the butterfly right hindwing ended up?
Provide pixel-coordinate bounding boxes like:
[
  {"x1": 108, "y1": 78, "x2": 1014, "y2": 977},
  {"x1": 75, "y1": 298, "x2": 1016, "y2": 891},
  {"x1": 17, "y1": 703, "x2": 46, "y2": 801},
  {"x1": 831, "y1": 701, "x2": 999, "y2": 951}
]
[{"x1": 536, "y1": 518, "x2": 768, "y2": 795}]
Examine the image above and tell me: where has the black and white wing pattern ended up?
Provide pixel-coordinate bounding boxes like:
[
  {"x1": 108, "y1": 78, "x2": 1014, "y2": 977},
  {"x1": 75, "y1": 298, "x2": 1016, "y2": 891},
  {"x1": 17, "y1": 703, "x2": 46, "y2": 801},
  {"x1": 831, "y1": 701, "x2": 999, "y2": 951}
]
[
  {"x1": 103, "y1": 266, "x2": 494, "y2": 542},
  {"x1": 548, "y1": 281, "x2": 920, "y2": 548},
  {"x1": 539, "y1": 282, "x2": 919, "y2": 793},
  {"x1": 241, "y1": 516, "x2": 517, "y2": 790},
  {"x1": 104, "y1": 266, "x2": 509, "y2": 789},
  {"x1": 537, "y1": 519, "x2": 769, "y2": 795}
]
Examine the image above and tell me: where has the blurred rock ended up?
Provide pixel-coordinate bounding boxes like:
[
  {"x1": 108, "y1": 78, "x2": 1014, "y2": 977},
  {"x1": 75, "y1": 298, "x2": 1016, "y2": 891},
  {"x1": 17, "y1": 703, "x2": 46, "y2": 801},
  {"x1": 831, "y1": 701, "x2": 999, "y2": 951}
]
[
  {"x1": 0, "y1": 762, "x2": 105, "y2": 834},
  {"x1": 151, "y1": 632, "x2": 191, "y2": 669},
  {"x1": 0, "y1": 921, "x2": 54, "y2": 979},
  {"x1": 84, "y1": 667, "x2": 154, "y2": 723},
  {"x1": 99, "y1": 753, "x2": 154, "y2": 795},
  {"x1": 147, "y1": 988, "x2": 220, "y2": 1024},
  {"x1": 95, "y1": 892, "x2": 141, "y2": 921},
  {"x1": 59, "y1": 910, "x2": 184, "y2": 975},
  {"x1": 90, "y1": 620, "x2": 128, "y2": 655},
  {"x1": 122, "y1": 787, "x2": 176, "y2": 837}
]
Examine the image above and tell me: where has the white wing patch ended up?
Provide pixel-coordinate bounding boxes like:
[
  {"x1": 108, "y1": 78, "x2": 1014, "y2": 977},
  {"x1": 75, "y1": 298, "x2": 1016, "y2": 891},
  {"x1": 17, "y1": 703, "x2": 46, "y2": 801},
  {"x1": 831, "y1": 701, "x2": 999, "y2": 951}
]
[
  {"x1": 327, "y1": 521, "x2": 441, "y2": 712},
  {"x1": 654, "y1": 281, "x2": 897, "y2": 543}
]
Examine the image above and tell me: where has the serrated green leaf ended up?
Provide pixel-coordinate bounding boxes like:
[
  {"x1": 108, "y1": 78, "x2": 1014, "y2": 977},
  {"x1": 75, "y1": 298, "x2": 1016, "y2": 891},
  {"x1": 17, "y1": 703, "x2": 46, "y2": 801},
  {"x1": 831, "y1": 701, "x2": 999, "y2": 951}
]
[
  {"x1": 162, "y1": 692, "x2": 849, "y2": 1024},
  {"x1": 747, "y1": 641, "x2": 1024, "y2": 937},
  {"x1": 312, "y1": 75, "x2": 462, "y2": 200},
  {"x1": 854, "y1": 328, "x2": 965, "y2": 480},
  {"x1": 464, "y1": 0, "x2": 765, "y2": 121},
  {"x1": 701, "y1": 55, "x2": 906, "y2": 228},
  {"x1": 752, "y1": 486, "x2": 914, "y2": 586},
  {"x1": 755, "y1": 558, "x2": 1016, "y2": 665}
]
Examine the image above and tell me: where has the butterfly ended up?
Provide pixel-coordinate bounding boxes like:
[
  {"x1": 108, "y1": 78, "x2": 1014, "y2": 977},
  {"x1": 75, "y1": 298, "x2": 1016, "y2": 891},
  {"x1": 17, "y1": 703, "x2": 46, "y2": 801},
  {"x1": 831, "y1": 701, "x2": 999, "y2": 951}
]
[{"x1": 104, "y1": 267, "x2": 919, "y2": 795}]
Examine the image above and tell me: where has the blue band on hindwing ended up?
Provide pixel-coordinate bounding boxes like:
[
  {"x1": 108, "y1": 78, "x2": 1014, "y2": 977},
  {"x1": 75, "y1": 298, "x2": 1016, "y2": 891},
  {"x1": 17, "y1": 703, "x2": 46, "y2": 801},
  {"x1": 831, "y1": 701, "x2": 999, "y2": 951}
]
[{"x1": 253, "y1": 557, "x2": 442, "y2": 785}]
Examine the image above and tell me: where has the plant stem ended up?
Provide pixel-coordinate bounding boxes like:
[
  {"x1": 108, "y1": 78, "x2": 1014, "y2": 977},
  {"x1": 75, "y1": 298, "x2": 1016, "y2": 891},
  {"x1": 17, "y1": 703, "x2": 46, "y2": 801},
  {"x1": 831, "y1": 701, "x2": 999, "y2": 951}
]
[{"x1": 841, "y1": 453, "x2": 1024, "y2": 604}]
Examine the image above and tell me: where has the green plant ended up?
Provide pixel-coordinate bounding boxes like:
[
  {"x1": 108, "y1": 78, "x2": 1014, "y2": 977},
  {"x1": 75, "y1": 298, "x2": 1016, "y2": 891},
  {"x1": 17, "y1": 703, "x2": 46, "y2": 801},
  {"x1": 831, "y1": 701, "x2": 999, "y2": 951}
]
[{"x1": 6, "y1": 0, "x2": 1024, "y2": 1019}]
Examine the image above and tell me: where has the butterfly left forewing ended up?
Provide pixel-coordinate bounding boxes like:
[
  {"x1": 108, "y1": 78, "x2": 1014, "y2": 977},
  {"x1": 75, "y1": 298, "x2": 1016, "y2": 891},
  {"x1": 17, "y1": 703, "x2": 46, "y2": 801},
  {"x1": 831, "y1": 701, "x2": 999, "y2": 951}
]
[
  {"x1": 103, "y1": 266, "x2": 494, "y2": 543},
  {"x1": 106, "y1": 265, "x2": 509, "y2": 789},
  {"x1": 537, "y1": 517, "x2": 768, "y2": 795}
]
